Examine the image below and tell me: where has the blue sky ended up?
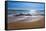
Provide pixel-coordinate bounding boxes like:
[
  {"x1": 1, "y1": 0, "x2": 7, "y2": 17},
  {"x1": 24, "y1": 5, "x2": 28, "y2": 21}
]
[
  {"x1": 8, "y1": 1, "x2": 45, "y2": 15},
  {"x1": 8, "y1": 2, "x2": 44, "y2": 10}
]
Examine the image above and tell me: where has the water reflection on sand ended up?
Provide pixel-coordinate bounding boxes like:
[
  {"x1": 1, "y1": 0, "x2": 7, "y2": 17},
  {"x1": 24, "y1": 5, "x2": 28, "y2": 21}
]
[{"x1": 8, "y1": 15, "x2": 44, "y2": 23}]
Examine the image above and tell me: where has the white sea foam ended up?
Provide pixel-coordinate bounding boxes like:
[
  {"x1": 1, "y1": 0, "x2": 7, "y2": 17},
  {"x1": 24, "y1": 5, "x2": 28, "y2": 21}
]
[{"x1": 8, "y1": 15, "x2": 44, "y2": 23}]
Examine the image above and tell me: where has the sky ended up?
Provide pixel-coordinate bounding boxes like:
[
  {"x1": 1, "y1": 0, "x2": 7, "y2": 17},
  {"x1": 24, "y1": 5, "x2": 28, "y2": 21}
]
[
  {"x1": 8, "y1": 1, "x2": 45, "y2": 15},
  {"x1": 8, "y1": 1, "x2": 44, "y2": 10}
]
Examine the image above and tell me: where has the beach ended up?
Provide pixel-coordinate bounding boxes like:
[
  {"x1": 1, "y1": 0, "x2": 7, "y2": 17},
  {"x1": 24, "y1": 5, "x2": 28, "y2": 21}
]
[{"x1": 7, "y1": 15, "x2": 45, "y2": 29}]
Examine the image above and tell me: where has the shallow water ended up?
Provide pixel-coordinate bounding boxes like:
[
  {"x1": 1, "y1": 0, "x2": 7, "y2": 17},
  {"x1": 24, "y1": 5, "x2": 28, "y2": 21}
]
[{"x1": 8, "y1": 15, "x2": 44, "y2": 23}]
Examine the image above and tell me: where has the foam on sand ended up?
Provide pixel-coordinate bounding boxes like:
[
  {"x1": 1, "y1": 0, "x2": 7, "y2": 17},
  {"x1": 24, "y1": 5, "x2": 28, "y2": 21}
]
[{"x1": 8, "y1": 15, "x2": 44, "y2": 23}]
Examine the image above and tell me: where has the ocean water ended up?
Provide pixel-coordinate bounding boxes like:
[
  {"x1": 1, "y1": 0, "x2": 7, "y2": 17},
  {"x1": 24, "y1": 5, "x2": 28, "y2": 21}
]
[
  {"x1": 8, "y1": 10, "x2": 28, "y2": 15},
  {"x1": 8, "y1": 10, "x2": 44, "y2": 16}
]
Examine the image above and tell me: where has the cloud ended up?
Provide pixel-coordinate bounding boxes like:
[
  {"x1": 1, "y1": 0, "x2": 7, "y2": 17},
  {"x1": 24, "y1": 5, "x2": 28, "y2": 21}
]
[{"x1": 8, "y1": 8, "x2": 44, "y2": 10}]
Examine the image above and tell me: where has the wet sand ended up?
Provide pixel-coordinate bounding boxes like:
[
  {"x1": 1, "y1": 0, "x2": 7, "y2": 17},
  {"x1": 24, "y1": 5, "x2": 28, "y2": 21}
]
[{"x1": 7, "y1": 16, "x2": 45, "y2": 29}]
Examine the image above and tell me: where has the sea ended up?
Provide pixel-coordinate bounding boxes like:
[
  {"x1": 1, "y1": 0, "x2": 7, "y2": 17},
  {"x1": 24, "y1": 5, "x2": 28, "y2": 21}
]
[{"x1": 8, "y1": 10, "x2": 44, "y2": 16}]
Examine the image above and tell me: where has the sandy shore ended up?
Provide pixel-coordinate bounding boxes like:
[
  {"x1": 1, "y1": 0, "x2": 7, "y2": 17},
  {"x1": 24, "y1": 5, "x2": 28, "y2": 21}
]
[{"x1": 7, "y1": 16, "x2": 45, "y2": 29}]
